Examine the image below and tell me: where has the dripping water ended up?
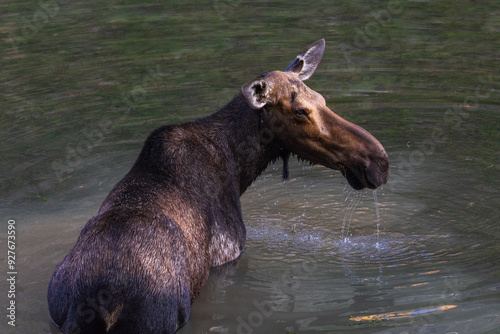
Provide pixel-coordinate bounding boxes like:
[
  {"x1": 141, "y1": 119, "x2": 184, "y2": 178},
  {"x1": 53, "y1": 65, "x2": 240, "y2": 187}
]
[
  {"x1": 340, "y1": 188, "x2": 361, "y2": 243},
  {"x1": 373, "y1": 189, "x2": 381, "y2": 249}
]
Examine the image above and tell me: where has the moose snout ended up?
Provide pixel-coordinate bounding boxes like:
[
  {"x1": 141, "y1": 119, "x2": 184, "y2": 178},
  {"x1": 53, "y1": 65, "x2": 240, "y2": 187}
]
[
  {"x1": 361, "y1": 152, "x2": 389, "y2": 189},
  {"x1": 342, "y1": 152, "x2": 389, "y2": 190},
  {"x1": 335, "y1": 119, "x2": 389, "y2": 190}
]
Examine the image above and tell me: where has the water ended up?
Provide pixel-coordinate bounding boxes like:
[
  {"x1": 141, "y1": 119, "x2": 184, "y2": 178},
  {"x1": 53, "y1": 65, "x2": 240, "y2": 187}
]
[{"x1": 1, "y1": 0, "x2": 500, "y2": 333}]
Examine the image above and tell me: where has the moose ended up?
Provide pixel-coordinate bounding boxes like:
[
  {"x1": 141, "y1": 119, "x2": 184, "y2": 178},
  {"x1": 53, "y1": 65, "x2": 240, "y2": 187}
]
[{"x1": 48, "y1": 39, "x2": 389, "y2": 334}]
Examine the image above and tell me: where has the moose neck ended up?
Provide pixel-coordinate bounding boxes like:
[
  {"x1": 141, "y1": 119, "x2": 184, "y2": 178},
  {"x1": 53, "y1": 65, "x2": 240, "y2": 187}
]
[{"x1": 201, "y1": 93, "x2": 286, "y2": 195}]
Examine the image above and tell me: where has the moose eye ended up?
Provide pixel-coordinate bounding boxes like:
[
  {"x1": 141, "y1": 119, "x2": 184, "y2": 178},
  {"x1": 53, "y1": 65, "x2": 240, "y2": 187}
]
[{"x1": 296, "y1": 108, "x2": 307, "y2": 117}]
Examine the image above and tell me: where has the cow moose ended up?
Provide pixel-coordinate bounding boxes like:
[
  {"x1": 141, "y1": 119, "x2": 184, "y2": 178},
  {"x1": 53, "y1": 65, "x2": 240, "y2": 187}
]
[{"x1": 48, "y1": 39, "x2": 389, "y2": 334}]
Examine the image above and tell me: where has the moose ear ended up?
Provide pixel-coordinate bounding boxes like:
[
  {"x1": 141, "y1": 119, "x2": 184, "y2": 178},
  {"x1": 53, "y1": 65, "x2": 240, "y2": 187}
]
[
  {"x1": 284, "y1": 38, "x2": 325, "y2": 81},
  {"x1": 241, "y1": 78, "x2": 271, "y2": 109}
]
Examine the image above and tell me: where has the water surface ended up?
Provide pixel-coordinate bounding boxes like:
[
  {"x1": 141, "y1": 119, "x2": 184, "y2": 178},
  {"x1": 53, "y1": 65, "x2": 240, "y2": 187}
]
[{"x1": 1, "y1": 0, "x2": 499, "y2": 333}]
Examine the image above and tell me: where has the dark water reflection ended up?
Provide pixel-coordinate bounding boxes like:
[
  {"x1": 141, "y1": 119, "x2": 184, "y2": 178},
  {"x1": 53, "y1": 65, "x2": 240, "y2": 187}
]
[{"x1": 1, "y1": 0, "x2": 499, "y2": 333}]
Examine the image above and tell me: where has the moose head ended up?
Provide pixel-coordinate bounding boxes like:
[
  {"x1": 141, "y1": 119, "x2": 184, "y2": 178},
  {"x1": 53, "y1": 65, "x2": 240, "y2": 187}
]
[{"x1": 241, "y1": 39, "x2": 389, "y2": 190}]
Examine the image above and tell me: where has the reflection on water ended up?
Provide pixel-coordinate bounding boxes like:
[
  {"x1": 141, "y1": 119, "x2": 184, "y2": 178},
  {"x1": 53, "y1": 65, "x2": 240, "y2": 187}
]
[
  {"x1": 1, "y1": 0, "x2": 499, "y2": 333},
  {"x1": 349, "y1": 304, "x2": 458, "y2": 322}
]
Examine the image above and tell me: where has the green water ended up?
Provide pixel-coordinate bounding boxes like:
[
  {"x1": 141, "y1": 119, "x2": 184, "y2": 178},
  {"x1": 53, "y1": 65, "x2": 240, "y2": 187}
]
[{"x1": 1, "y1": 0, "x2": 499, "y2": 333}]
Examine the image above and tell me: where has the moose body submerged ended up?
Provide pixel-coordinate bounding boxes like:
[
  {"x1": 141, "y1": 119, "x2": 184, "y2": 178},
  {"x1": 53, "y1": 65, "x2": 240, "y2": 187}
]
[{"x1": 48, "y1": 39, "x2": 389, "y2": 334}]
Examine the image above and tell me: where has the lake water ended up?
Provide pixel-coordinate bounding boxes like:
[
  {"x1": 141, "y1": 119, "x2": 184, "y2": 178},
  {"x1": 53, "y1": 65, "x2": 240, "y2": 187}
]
[{"x1": 1, "y1": 0, "x2": 499, "y2": 333}]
